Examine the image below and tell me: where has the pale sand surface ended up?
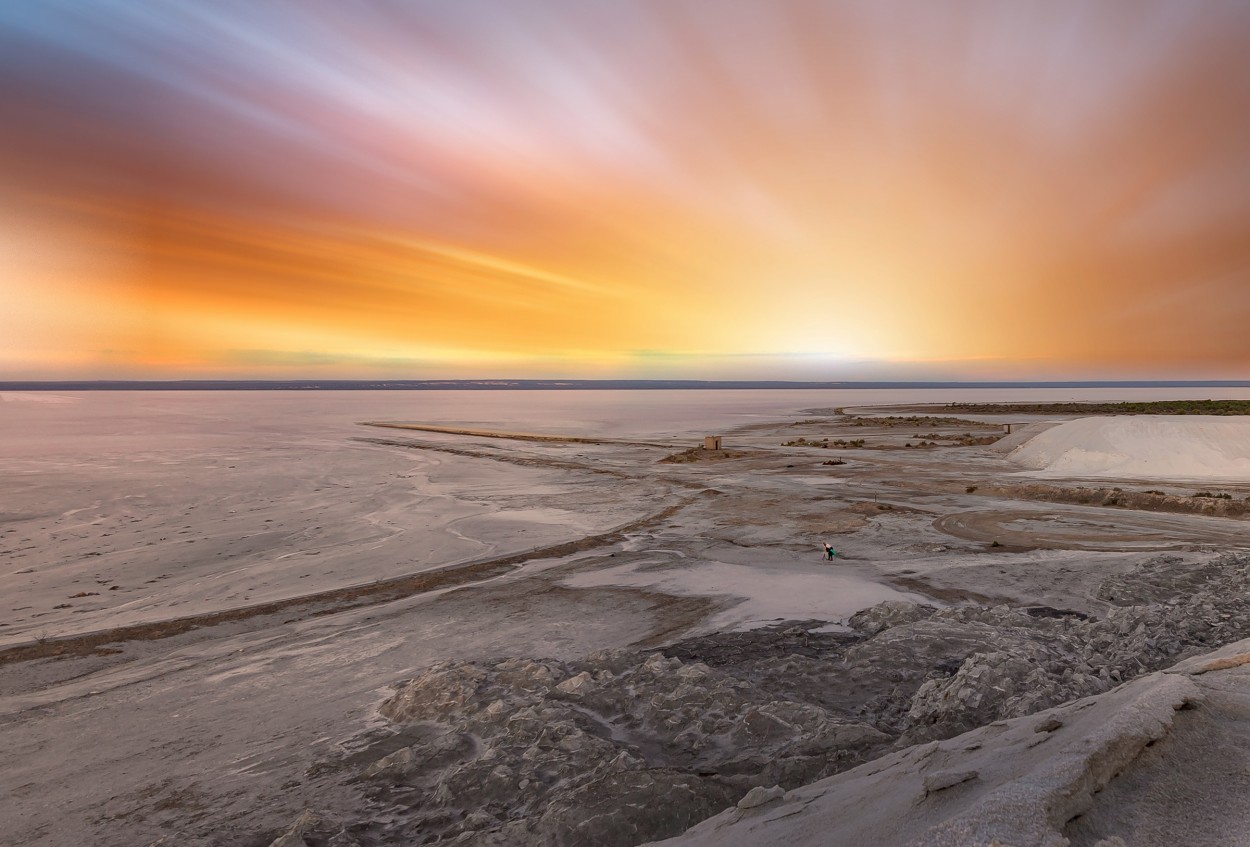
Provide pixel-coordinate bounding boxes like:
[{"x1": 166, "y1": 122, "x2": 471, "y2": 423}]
[
  {"x1": 562, "y1": 549, "x2": 925, "y2": 632},
  {"x1": 1010, "y1": 414, "x2": 1250, "y2": 480},
  {"x1": 1, "y1": 438, "x2": 650, "y2": 647},
  {"x1": 1, "y1": 392, "x2": 1248, "y2": 846}
]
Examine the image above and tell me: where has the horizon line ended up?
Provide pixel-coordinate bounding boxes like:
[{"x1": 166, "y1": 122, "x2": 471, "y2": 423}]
[{"x1": 3, "y1": 378, "x2": 1250, "y2": 391}]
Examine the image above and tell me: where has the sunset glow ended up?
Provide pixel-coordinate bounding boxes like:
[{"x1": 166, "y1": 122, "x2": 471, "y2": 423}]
[{"x1": 3, "y1": 1, "x2": 1249, "y2": 380}]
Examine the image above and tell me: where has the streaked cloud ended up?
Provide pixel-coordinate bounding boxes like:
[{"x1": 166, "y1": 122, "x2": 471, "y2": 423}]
[{"x1": 2, "y1": 1, "x2": 1248, "y2": 378}]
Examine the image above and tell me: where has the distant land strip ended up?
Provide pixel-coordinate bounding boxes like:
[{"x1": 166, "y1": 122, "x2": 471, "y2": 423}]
[
  {"x1": 938, "y1": 400, "x2": 1250, "y2": 415},
  {"x1": 3, "y1": 379, "x2": 1250, "y2": 391}
]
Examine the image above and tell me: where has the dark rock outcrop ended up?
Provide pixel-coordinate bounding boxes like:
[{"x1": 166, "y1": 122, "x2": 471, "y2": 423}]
[{"x1": 269, "y1": 552, "x2": 1250, "y2": 847}]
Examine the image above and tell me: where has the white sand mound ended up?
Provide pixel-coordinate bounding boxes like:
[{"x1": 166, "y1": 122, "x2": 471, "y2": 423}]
[
  {"x1": 1009, "y1": 415, "x2": 1250, "y2": 480},
  {"x1": 986, "y1": 421, "x2": 1061, "y2": 454}
]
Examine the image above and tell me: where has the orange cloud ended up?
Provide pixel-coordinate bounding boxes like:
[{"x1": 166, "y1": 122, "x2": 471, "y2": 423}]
[{"x1": 1, "y1": 2, "x2": 1248, "y2": 379}]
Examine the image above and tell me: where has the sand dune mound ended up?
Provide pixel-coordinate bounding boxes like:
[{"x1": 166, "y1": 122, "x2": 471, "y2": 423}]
[{"x1": 1009, "y1": 415, "x2": 1250, "y2": 480}]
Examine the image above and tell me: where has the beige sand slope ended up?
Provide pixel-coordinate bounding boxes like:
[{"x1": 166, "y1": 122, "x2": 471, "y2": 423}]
[
  {"x1": 1009, "y1": 415, "x2": 1250, "y2": 480},
  {"x1": 650, "y1": 638, "x2": 1250, "y2": 847}
]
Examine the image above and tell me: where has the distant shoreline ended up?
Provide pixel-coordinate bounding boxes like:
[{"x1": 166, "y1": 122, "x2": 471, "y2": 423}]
[{"x1": 3, "y1": 379, "x2": 1249, "y2": 391}]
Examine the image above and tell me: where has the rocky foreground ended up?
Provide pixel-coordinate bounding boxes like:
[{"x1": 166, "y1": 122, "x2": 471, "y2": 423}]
[
  {"x1": 266, "y1": 553, "x2": 1250, "y2": 847},
  {"x1": 656, "y1": 636, "x2": 1250, "y2": 847}
]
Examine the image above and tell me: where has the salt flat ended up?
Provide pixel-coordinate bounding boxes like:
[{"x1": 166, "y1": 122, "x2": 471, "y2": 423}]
[
  {"x1": 1, "y1": 418, "x2": 648, "y2": 648},
  {"x1": 1, "y1": 392, "x2": 1248, "y2": 847}
]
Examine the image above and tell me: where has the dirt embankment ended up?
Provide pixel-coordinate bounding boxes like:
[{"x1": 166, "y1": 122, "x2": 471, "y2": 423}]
[
  {"x1": 660, "y1": 447, "x2": 756, "y2": 464},
  {"x1": 973, "y1": 483, "x2": 1250, "y2": 518}
]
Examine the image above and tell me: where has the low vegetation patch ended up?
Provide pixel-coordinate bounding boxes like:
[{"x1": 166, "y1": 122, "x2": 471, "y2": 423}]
[
  {"x1": 845, "y1": 415, "x2": 997, "y2": 428},
  {"x1": 939, "y1": 399, "x2": 1250, "y2": 416},
  {"x1": 946, "y1": 433, "x2": 1001, "y2": 446},
  {"x1": 978, "y1": 483, "x2": 1249, "y2": 518},
  {"x1": 782, "y1": 437, "x2": 864, "y2": 448},
  {"x1": 660, "y1": 447, "x2": 750, "y2": 463}
]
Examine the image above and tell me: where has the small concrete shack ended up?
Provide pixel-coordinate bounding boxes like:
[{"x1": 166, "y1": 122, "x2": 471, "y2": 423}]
[{"x1": 703, "y1": 435, "x2": 723, "y2": 450}]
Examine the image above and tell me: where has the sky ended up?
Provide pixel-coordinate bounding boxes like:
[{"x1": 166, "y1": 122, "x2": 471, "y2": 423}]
[{"x1": 2, "y1": 0, "x2": 1249, "y2": 381}]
